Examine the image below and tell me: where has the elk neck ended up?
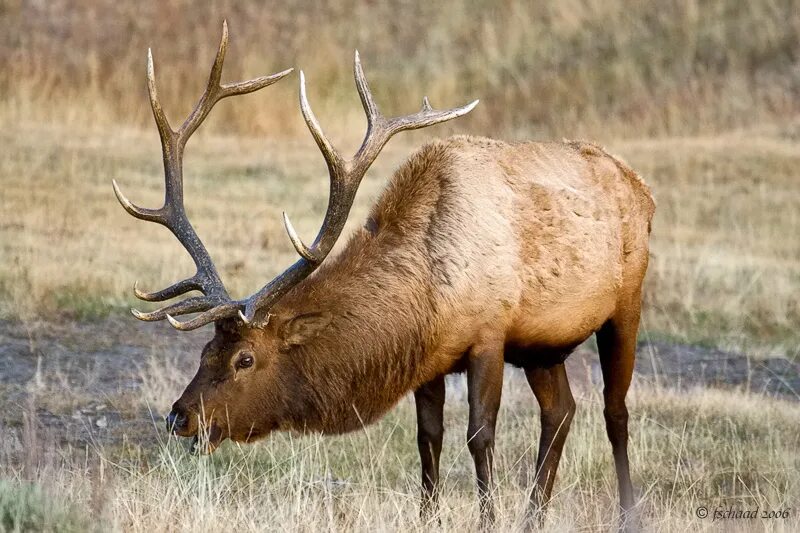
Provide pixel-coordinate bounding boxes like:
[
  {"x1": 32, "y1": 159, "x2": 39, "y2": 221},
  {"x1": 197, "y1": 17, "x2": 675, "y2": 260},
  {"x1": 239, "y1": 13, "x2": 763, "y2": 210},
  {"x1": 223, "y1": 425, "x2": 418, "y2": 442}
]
[{"x1": 268, "y1": 145, "x2": 454, "y2": 434}]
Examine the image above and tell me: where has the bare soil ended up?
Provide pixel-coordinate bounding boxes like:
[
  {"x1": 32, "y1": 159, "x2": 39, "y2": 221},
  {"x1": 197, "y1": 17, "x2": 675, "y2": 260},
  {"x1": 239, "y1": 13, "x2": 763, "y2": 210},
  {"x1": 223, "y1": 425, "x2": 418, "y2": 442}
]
[{"x1": 1, "y1": 318, "x2": 797, "y2": 457}]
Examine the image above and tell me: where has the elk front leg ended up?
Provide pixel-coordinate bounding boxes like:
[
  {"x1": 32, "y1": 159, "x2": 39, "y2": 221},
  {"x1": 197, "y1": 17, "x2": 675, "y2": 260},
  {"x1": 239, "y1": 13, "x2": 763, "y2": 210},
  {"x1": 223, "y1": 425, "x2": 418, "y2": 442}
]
[
  {"x1": 466, "y1": 342, "x2": 504, "y2": 528},
  {"x1": 414, "y1": 375, "x2": 446, "y2": 520}
]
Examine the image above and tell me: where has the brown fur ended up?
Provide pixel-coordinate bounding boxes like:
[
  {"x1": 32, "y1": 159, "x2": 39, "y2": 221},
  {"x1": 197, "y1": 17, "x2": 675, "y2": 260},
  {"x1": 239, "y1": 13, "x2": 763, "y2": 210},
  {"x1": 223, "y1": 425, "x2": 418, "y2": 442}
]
[{"x1": 171, "y1": 135, "x2": 654, "y2": 524}]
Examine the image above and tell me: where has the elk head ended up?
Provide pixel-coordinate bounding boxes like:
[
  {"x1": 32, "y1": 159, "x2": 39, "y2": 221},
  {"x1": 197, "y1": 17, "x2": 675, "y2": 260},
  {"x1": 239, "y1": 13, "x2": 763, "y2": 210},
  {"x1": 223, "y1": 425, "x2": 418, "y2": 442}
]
[{"x1": 114, "y1": 22, "x2": 477, "y2": 451}]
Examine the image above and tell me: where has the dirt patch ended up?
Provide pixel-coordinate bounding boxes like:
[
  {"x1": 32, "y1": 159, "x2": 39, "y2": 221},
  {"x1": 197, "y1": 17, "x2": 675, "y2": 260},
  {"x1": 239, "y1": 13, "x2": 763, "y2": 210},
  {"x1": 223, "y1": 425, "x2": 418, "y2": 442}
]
[
  {"x1": 561, "y1": 341, "x2": 799, "y2": 400},
  {"x1": 1, "y1": 318, "x2": 797, "y2": 460},
  {"x1": 634, "y1": 341, "x2": 799, "y2": 397},
  {"x1": 0, "y1": 317, "x2": 203, "y2": 455}
]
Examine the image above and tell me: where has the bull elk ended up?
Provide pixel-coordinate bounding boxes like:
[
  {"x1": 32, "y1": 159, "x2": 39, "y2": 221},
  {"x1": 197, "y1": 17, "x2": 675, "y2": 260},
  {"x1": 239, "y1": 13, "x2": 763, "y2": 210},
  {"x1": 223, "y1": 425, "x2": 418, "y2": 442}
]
[{"x1": 113, "y1": 22, "x2": 655, "y2": 528}]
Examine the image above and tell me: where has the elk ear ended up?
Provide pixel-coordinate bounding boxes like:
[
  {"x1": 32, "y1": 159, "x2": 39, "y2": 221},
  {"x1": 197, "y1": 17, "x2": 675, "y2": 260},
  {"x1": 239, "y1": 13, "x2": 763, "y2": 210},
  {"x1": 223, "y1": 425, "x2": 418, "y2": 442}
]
[
  {"x1": 280, "y1": 312, "x2": 332, "y2": 346},
  {"x1": 215, "y1": 318, "x2": 239, "y2": 335}
]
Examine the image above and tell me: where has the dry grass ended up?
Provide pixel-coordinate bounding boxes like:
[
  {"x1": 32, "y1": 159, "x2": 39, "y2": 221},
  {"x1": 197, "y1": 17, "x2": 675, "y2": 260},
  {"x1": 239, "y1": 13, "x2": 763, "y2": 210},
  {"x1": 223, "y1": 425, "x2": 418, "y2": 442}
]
[
  {"x1": 1, "y1": 121, "x2": 798, "y2": 355},
  {"x1": 624, "y1": 134, "x2": 800, "y2": 355},
  {"x1": 2, "y1": 0, "x2": 800, "y2": 139},
  {"x1": 2, "y1": 361, "x2": 799, "y2": 532}
]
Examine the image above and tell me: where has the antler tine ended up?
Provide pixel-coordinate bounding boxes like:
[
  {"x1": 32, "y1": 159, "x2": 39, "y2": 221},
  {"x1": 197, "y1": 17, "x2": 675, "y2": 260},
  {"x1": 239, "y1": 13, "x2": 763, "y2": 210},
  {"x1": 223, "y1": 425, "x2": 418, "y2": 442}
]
[
  {"x1": 173, "y1": 20, "x2": 228, "y2": 143},
  {"x1": 146, "y1": 48, "x2": 174, "y2": 149},
  {"x1": 283, "y1": 212, "x2": 318, "y2": 262},
  {"x1": 299, "y1": 70, "x2": 345, "y2": 174},
  {"x1": 112, "y1": 179, "x2": 165, "y2": 224},
  {"x1": 209, "y1": 19, "x2": 229, "y2": 89},
  {"x1": 353, "y1": 50, "x2": 380, "y2": 129},
  {"x1": 383, "y1": 96, "x2": 479, "y2": 134},
  {"x1": 221, "y1": 68, "x2": 294, "y2": 97},
  {"x1": 133, "y1": 278, "x2": 202, "y2": 302},
  {"x1": 164, "y1": 302, "x2": 243, "y2": 331},
  {"x1": 130, "y1": 296, "x2": 217, "y2": 322},
  {"x1": 178, "y1": 20, "x2": 293, "y2": 145}
]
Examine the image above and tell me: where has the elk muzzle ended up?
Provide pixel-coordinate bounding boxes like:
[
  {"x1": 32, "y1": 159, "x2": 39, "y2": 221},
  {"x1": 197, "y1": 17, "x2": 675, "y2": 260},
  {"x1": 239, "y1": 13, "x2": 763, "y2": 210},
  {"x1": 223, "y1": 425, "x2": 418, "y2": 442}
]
[
  {"x1": 165, "y1": 405, "x2": 191, "y2": 435},
  {"x1": 166, "y1": 401, "x2": 226, "y2": 454}
]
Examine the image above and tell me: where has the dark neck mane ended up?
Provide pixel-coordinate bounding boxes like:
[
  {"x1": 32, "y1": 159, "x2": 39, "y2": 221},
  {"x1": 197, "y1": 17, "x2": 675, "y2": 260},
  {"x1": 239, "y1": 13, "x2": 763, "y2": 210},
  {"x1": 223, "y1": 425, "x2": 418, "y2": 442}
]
[
  {"x1": 272, "y1": 141, "x2": 454, "y2": 433},
  {"x1": 275, "y1": 227, "x2": 437, "y2": 433}
]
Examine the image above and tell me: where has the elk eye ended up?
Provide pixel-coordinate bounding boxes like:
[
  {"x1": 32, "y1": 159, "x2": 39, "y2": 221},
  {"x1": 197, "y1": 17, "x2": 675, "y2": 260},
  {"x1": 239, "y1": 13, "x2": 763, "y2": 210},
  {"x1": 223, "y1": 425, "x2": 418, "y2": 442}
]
[{"x1": 236, "y1": 354, "x2": 254, "y2": 369}]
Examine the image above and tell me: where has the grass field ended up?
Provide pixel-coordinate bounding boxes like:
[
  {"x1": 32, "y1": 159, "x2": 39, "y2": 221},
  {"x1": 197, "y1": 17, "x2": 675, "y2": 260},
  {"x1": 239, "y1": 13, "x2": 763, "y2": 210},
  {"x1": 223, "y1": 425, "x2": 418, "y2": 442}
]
[
  {"x1": 1, "y1": 124, "x2": 798, "y2": 356},
  {"x1": 3, "y1": 0, "x2": 800, "y2": 139},
  {"x1": 1, "y1": 0, "x2": 799, "y2": 531},
  {"x1": 1, "y1": 328, "x2": 798, "y2": 532}
]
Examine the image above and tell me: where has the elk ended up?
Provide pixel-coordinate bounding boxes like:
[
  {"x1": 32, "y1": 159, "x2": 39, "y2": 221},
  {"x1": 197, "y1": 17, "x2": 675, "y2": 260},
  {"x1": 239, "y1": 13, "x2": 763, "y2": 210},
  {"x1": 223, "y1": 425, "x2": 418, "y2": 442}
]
[{"x1": 113, "y1": 23, "x2": 655, "y2": 528}]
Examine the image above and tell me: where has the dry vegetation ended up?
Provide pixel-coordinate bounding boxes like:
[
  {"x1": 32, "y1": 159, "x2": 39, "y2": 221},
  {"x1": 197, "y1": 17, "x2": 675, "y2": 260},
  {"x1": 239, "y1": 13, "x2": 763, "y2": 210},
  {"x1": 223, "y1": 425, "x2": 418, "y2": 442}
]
[
  {"x1": 2, "y1": 0, "x2": 800, "y2": 139},
  {"x1": 2, "y1": 344, "x2": 798, "y2": 533},
  {"x1": 1, "y1": 0, "x2": 799, "y2": 531},
  {"x1": 1, "y1": 125, "x2": 797, "y2": 355}
]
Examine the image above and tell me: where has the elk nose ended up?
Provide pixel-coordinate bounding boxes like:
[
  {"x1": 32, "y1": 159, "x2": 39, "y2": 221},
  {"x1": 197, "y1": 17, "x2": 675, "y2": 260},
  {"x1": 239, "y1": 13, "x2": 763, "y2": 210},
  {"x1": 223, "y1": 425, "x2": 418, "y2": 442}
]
[{"x1": 165, "y1": 408, "x2": 188, "y2": 433}]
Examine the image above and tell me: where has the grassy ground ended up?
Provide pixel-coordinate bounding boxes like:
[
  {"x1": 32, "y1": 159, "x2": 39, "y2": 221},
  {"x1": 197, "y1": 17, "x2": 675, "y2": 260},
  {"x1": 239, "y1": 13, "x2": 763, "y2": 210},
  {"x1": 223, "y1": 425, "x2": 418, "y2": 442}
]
[
  {"x1": 1, "y1": 122, "x2": 798, "y2": 356},
  {"x1": 2, "y1": 356, "x2": 798, "y2": 532}
]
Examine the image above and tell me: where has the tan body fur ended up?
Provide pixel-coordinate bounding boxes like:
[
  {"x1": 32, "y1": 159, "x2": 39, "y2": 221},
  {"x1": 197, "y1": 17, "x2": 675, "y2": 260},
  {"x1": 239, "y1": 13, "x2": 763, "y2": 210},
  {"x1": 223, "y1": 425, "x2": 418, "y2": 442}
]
[{"x1": 263, "y1": 135, "x2": 655, "y2": 434}]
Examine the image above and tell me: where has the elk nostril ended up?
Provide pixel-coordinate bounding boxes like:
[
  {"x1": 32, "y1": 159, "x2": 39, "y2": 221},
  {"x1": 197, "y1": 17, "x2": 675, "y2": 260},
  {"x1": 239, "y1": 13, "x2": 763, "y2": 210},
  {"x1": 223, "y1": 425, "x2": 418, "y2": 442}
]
[
  {"x1": 165, "y1": 409, "x2": 188, "y2": 433},
  {"x1": 165, "y1": 411, "x2": 177, "y2": 432}
]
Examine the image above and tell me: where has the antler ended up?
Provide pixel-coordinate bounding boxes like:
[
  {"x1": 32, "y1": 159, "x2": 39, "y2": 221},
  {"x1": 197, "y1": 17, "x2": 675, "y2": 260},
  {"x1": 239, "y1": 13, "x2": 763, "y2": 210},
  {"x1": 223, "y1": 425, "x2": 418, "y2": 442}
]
[
  {"x1": 230, "y1": 51, "x2": 478, "y2": 324},
  {"x1": 112, "y1": 21, "x2": 292, "y2": 327},
  {"x1": 121, "y1": 46, "x2": 476, "y2": 331}
]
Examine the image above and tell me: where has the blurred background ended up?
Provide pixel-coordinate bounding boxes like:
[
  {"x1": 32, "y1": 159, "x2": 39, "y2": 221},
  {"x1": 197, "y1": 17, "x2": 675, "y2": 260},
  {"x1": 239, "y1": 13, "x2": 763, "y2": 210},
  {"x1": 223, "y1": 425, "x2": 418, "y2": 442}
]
[
  {"x1": 0, "y1": 2, "x2": 799, "y2": 531},
  {"x1": 2, "y1": 0, "x2": 798, "y2": 353},
  {"x1": 3, "y1": 0, "x2": 800, "y2": 138}
]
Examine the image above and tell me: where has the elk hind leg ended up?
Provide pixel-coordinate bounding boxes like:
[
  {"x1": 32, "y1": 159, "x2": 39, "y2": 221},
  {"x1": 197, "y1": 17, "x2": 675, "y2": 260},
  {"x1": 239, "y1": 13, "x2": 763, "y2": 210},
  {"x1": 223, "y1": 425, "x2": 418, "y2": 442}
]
[
  {"x1": 525, "y1": 361, "x2": 576, "y2": 522},
  {"x1": 596, "y1": 299, "x2": 641, "y2": 528}
]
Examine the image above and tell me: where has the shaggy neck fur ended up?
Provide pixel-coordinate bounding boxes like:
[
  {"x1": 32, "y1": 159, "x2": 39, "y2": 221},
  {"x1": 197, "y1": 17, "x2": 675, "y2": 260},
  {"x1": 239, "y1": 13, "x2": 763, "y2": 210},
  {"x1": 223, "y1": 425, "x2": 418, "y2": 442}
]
[
  {"x1": 272, "y1": 229, "x2": 436, "y2": 433},
  {"x1": 270, "y1": 143, "x2": 453, "y2": 434}
]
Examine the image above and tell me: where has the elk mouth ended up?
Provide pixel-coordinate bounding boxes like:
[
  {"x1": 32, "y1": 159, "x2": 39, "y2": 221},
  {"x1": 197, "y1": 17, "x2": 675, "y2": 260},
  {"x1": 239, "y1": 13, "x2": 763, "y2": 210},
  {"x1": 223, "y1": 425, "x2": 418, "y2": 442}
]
[
  {"x1": 166, "y1": 406, "x2": 226, "y2": 453},
  {"x1": 188, "y1": 423, "x2": 225, "y2": 455}
]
